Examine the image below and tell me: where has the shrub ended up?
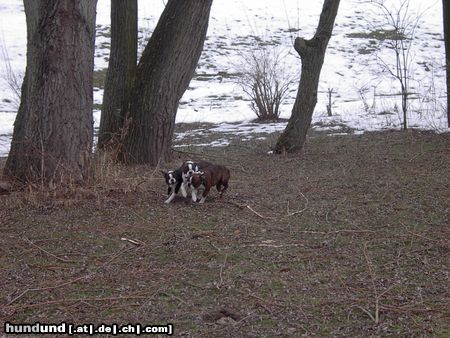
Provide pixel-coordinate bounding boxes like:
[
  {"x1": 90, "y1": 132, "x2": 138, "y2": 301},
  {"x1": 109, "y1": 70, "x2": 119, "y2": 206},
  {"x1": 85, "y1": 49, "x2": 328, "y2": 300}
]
[{"x1": 235, "y1": 48, "x2": 296, "y2": 121}]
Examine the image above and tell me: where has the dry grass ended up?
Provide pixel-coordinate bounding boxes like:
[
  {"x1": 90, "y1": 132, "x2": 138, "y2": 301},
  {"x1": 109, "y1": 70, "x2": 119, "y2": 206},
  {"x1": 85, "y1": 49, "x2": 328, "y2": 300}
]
[{"x1": 1, "y1": 127, "x2": 449, "y2": 336}]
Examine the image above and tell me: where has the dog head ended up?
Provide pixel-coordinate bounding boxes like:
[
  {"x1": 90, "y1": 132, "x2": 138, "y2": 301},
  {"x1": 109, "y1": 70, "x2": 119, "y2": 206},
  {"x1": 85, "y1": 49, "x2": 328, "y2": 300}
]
[
  {"x1": 181, "y1": 161, "x2": 212, "y2": 178},
  {"x1": 161, "y1": 170, "x2": 179, "y2": 186},
  {"x1": 181, "y1": 161, "x2": 207, "y2": 182},
  {"x1": 183, "y1": 161, "x2": 196, "y2": 177},
  {"x1": 188, "y1": 171, "x2": 204, "y2": 188}
]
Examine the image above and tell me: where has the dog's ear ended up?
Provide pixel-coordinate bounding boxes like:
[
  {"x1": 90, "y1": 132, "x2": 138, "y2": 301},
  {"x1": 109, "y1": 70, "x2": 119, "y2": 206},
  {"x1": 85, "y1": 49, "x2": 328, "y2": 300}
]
[{"x1": 160, "y1": 170, "x2": 167, "y2": 177}]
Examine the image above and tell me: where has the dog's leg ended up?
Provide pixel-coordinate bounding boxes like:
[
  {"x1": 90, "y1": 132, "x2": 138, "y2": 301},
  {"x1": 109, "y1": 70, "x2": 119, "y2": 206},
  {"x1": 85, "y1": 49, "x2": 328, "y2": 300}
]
[
  {"x1": 216, "y1": 183, "x2": 222, "y2": 192},
  {"x1": 174, "y1": 182, "x2": 182, "y2": 195},
  {"x1": 199, "y1": 186, "x2": 210, "y2": 204},
  {"x1": 220, "y1": 180, "x2": 228, "y2": 197},
  {"x1": 165, "y1": 191, "x2": 176, "y2": 204},
  {"x1": 191, "y1": 188, "x2": 198, "y2": 202},
  {"x1": 180, "y1": 180, "x2": 188, "y2": 198}
]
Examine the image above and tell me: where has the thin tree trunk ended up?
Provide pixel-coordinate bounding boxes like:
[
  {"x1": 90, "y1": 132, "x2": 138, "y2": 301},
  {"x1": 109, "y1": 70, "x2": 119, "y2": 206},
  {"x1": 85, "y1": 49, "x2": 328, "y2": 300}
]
[
  {"x1": 98, "y1": 0, "x2": 137, "y2": 149},
  {"x1": 3, "y1": 0, "x2": 39, "y2": 183},
  {"x1": 4, "y1": 1, "x2": 97, "y2": 185},
  {"x1": 444, "y1": 0, "x2": 449, "y2": 127},
  {"x1": 121, "y1": 0, "x2": 213, "y2": 165},
  {"x1": 402, "y1": 82, "x2": 408, "y2": 130},
  {"x1": 274, "y1": 0, "x2": 340, "y2": 154}
]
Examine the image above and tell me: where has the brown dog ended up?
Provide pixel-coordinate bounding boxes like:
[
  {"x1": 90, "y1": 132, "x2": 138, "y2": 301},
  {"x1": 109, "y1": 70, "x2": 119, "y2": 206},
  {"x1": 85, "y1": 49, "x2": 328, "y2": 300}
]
[
  {"x1": 180, "y1": 160, "x2": 213, "y2": 198},
  {"x1": 188, "y1": 165, "x2": 230, "y2": 203}
]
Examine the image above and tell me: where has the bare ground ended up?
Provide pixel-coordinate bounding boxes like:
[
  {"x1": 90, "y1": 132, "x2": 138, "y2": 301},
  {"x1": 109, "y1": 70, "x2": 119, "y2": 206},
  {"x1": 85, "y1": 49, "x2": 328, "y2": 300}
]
[{"x1": 1, "y1": 127, "x2": 449, "y2": 337}]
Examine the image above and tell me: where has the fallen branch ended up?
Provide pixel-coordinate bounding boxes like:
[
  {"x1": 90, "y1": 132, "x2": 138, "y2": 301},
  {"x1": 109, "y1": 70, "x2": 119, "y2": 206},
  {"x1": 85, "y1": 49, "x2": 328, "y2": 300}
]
[
  {"x1": 223, "y1": 201, "x2": 247, "y2": 209},
  {"x1": 296, "y1": 229, "x2": 378, "y2": 235},
  {"x1": 355, "y1": 305, "x2": 377, "y2": 323},
  {"x1": 22, "y1": 237, "x2": 75, "y2": 263},
  {"x1": 246, "y1": 205, "x2": 277, "y2": 220},
  {"x1": 286, "y1": 201, "x2": 308, "y2": 217},
  {"x1": 286, "y1": 191, "x2": 309, "y2": 217},
  {"x1": 8, "y1": 294, "x2": 151, "y2": 310},
  {"x1": 159, "y1": 292, "x2": 190, "y2": 306},
  {"x1": 243, "y1": 240, "x2": 304, "y2": 248},
  {"x1": 245, "y1": 292, "x2": 288, "y2": 309},
  {"x1": 120, "y1": 237, "x2": 145, "y2": 246},
  {"x1": 226, "y1": 195, "x2": 308, "y2": 220},
  {"x1": 102, "y1": 244, "x2": 142, "y2": 266},
  {"x1": 7, "y1": 275, "x2": 89, "y2": 306},
  {"x1": 217, "y1": 254, "x2": 228, "y2": 289}
]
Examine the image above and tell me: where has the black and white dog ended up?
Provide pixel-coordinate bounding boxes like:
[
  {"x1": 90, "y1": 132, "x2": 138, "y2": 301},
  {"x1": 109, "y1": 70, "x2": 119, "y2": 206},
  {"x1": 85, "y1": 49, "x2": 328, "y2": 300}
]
[
  {"x1": 161, "y1": 168, "x2": 183, "y2": 204},
  {"x1": 180, "y1": 160, "x2": 212, "y2": 200}
]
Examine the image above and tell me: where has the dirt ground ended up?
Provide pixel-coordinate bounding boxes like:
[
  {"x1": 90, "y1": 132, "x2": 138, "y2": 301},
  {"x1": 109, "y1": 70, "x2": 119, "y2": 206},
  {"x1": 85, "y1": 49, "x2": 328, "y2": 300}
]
[{"x1": 1, "y1": 127, "x2": 449, "y2": 337}]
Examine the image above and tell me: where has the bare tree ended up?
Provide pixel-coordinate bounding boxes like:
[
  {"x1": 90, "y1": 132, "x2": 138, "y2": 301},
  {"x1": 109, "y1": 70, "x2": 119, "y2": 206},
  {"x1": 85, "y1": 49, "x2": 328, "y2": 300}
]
[
  {"x1": 4, "y1": 1, "x2": 97, "y2": 185},
  {"x1": 326, "y1": 87, "x2": 336, "y2": 116},
  {"x1": 98, "y1": 0, "x2": 137, "y2": 149},
  {"x1": 371, "y1": 0, "x2": 420, "y2": 130},
  {"x1": 274, "y1": 0, "x2": 340, "y2": 154},
  {"x1": 121, "y1": 0, "x2": 213, "y2": 165},
  {"x1": 236, "y1": 48, "x2": 296, "y2": 121}
]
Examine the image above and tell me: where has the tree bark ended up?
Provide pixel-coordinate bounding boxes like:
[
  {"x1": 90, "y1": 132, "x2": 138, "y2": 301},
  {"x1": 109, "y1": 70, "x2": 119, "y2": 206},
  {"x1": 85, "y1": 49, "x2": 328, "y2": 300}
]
[
  {"x1": 4, "y1": 0, "x2": 97, "y2": 184},
  {"x1": 98, "y1": 0, "x2": 137, "y2": 148},
  {"x1": 443, "y1": 0, "x2": 449, "y2": 127},
  {"x1": 274, "y1": 0, "x2": 340, "y2": 154},
  {"x1": 121, "y1": 0, "x2": 213, "y2": 165}
]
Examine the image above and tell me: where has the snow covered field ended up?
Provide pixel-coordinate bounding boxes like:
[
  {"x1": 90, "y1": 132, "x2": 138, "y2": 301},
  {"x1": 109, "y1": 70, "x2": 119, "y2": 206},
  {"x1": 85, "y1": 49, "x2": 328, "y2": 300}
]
[{"x1": 0, "y1": 0, "x2": 447, "y2": 156}]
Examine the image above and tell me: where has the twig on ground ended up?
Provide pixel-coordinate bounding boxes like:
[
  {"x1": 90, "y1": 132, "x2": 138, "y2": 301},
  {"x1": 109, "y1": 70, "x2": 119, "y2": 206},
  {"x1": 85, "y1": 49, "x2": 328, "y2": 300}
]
[
  {"x1": 133, "y1": 179, "x2": 148, "y2": 191},
  {"x1": 160, "y1": 292, "x2": 190, "y2": 306},
  {"x1": 297, "y1": 229, "x2": 378, "y2": 235},
  {"x1": 336, "y1": 159, "x2": 347, "y2": 176},
  {"x1": 127, "y1": 208, "x2": 149, "y2": 223},
  {"x1": 223, "y1": 201, "x2": 247, "y2": 209},
  {"x1": 245, "y1": 292, "x2": 288, "y2": 309},
  {"x1": 232, "y1": 164, "x2": 251, "y2": 174},
  {"x1": 246, "y1": 205, "x2": 277, "y2": 220},
  {"x1": 208, "y1": 240, "x2": 221, "y2": 252},
  {"x1": 8, "y1": 294, "x2": 151, "y2": 310},
  {"x1": 355, "y1": 305, "x2": 377, "y2": 322},
  {"x1": 21, "y1": 237, "x2": 75, "y2": 263},
  {"x1": 182, "y1": 281, "x2": 206, "y2": 290},
  {"x1": 286, "y1": 193, "x2": 309, "y2": 217},
  {"x1": 243, "y1": 240, "x2": 304, "y2": 248},
  {"x1": 226, "y1": 193, "x2": 308, "y2": 220},
  {"x1": 400, "y1": 223, "x2": 445, "y2": 244},
  {"x1": 217, "y1": 254, "x2": 228, "y2": 289},
  {"x1": 7, "y1": 275, "x2": 90, "y2": 306},
  {"x1": 120, "y1": 237, "x2": 145, "y2": 246},
  {"x1": 102, "y1": 244, "x2": 142, "y2": 267}
]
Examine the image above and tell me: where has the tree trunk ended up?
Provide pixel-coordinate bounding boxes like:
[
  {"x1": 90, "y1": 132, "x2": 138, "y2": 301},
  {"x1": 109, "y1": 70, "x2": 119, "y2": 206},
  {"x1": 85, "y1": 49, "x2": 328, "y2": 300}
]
[
  {"x1": 274, "y1": 0, "x2": 340, "y2": 154},
  {"x1": 121, "y1": 0, "x2": 213, "y2": 165},
  {"x1": 402, "y1": 82, "x2": 408, "y2": 130},
  {"x1": 98, "y1": 0, "x2": 137, "y2": 149},
  {"x1": 4, "y1": 0, "x2": 97, "y2": 185},
  {"x1": 444, "y1": 0, "x2": 449, "y2": 127}
]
